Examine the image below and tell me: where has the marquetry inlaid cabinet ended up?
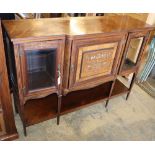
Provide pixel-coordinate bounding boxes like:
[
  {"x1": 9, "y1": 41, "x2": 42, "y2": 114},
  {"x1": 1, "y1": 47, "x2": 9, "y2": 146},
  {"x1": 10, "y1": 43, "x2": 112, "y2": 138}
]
[
  {"x1": 0, "y1": 20, "x2": 18, "y2": 140},
  {"x1": 2, "y1": 15, "x2": 155, "y2": 136}
]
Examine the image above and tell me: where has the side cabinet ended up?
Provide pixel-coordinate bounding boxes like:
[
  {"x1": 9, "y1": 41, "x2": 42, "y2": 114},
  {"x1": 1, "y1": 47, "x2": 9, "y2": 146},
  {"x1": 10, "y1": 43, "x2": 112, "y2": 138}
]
[
  {"x1": 15, "y1": 39, "x2": 65, "y2": 102},
  {"x1": 0, "y1": 21, "x2": 18, "y2": 140},
  {"x1": 67, "y1": 33, "x2": 127, "y2": 92},
  {"x1": 119, "y1": 30, "x2": 150, "y2": 75},
  {"x1": 8, "y1": 36, "x2": 65, "y2": 136}
]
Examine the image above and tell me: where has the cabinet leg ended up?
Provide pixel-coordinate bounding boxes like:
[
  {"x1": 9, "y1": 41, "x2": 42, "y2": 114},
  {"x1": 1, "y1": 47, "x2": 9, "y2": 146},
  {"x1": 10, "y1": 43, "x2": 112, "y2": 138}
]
[
  {"x1": 57, "y1": 116, "x2": 60, "y2": 125},
  {"x1": 126, "y1": 92, "x2": 130, "y2": 100},
  {"x1": 105, "y1": 100, "x2": 109, "y2": 108},
  {"x1": 126, "y1": 73, "x2": 136, "y2": 100},
  {"x1": 12, "y1": 93, "x2": 19, "y2": 114},
  {"x1": 20, "y1": 104, "x2": 27, "y2": 136},
  {"x1": 105, "y1": 100, "x2": 109, "y2": 112},
  {"x1": 23, "y1": 124, "x2": 27, "y2": 136},
  {"x1": 105, "y1": 80, "x2": 116, "y2": 110},
  {"x1": 57, "y1": 95, "x2": 62, "y2": 125},
  {"x1": 14, "y1": 103, "x2": 18, "y2": 114}
]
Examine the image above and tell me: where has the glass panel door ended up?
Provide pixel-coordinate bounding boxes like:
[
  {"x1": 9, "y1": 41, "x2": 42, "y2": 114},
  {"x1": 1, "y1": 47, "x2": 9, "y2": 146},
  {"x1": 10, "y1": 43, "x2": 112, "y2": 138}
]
[
  {"x1": 122, "y1": 37, "x2": 144, "y2": 71},
  {"x1": 26, "y1": 48, "x2": 57, "y2": 91}
]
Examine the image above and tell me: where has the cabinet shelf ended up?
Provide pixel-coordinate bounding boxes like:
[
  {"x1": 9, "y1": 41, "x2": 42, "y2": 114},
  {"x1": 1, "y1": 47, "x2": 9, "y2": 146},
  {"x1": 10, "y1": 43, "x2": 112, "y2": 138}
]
[
  {"x1": 24, "y1": 79, "x2": 129, "y2": 126},
  {"x1": 25, "y1": 94, "x2": 58, "y2": 126},
  {"x1": 120, "y1": 58, "x2": 137, "y2": 75},
  {"x1": 28, "y1": 71, "x2": 55, "y2": 91},
  {"x1": 123, "y1": 58, "x2": 135, "y2": 70}
]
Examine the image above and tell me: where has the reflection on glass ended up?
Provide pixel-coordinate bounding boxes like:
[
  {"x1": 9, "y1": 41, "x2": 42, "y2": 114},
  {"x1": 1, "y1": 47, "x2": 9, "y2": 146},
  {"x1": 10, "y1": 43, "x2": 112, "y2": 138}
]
[
  {"x1": 123, "y1": 37, "x2": 143, "y2": 71},
  {"x1": 26, "y1": 48, "x2": 56, "y2": 91}
]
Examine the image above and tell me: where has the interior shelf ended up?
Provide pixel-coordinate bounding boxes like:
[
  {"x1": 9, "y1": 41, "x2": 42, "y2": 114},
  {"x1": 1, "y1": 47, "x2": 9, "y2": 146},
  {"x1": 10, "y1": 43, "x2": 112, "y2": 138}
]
[
  {"x1": 24, "y1": 79, "x2": 129, "y2": 126},
  {"x1": 122, "y1": 58, "x2": 135, "y2": 71},
  {"x1": 28, "y1": 71, "x2": 55, "y2": 91},
  {"x1": 120, "y1": 58, "x2": 137, "y2": 76}
]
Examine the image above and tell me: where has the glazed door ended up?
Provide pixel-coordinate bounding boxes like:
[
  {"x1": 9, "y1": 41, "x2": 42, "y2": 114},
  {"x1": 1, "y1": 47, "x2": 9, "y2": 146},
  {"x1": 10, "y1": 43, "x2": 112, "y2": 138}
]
[
  {"x1": 69, "y1": 34, "x2": 126, "y2": 90},
  {"x1": 19, "y1": 40, "x2": 64, "y2": 98},
  {"x1": 119, "y1": 31, "x2": 150, "y2": 75}
]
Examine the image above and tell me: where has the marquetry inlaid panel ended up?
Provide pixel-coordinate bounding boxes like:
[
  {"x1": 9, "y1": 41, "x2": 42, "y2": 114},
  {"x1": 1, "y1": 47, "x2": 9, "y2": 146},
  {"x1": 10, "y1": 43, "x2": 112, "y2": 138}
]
[
  {"x1": 23, "y1": 40, "x2": 59, "y2": 50},
  {"x1": 76, "y1": 42, "x2": 118, "y2": 81}
]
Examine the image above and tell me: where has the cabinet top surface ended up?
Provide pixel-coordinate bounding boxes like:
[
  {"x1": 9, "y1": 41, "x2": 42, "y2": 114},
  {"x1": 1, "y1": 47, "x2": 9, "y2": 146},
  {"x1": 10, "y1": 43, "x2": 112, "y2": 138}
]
[{"x1": 2, "y1": 15, "x2": 154, "y2": 42}]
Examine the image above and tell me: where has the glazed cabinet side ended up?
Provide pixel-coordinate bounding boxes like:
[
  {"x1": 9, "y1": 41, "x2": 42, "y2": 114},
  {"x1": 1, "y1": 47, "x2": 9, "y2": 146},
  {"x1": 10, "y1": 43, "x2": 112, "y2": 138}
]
[{"x1": 119, "y1": 30, "x2": 151, "y2": 76}]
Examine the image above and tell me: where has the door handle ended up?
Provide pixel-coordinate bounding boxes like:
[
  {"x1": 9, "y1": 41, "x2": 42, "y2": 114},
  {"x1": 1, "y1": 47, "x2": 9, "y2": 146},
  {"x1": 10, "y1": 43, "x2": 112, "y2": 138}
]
[{"x1": 57, "y1": 64, "x2": 61, "y2": 85}]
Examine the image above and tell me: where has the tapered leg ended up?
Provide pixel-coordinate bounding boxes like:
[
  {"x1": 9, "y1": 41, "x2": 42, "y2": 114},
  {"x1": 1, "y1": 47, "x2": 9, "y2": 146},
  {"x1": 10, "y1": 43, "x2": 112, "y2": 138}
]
[
  {"x1": 19, "y1": 104, "x2": 27, "y2": 136},
  {"x1": 12, "y1": 92, "x2": 19, "y2": 114},
  {"x1": 105, "y1": 100, "x2": 109, "y2": 112},
  {"x1": 126, "y1": 73, "x2": 136, "y2": 100},
  {"x1": 14, "y1": 103, "x2": 18, "y2": 114},
  {"x1": 105, "y1": 80, "x2": 116, "y2": 111},
  {"x1": 20, "y1": 112, "x2": 27, "y2": 136},
  {"x1": 105, "y1": 100, "x2": 109, "y2": 108},
  {"x1": 126, "y1": 92, "x2": 130, "y2": 100},
  {"x1": 57, "y1": 95, "x2": 62, "y2": 125},
  {"x1": 23, "y1": 124, "x2": 27, "y2": 136}
]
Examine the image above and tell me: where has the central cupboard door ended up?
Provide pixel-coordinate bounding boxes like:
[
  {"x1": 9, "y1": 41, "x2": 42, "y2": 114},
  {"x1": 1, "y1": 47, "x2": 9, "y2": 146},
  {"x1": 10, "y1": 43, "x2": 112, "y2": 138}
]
[
  {"x1": 19, "y1": 40, "x2": 64, "y2": 99},
  {"x1": 69, "y1": 34, "x2": 126, "y2": 90}
]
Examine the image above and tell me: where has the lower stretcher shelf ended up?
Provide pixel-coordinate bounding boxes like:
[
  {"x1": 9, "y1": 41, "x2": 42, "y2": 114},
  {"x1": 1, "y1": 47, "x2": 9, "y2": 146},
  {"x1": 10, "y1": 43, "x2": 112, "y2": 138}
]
[{"x1": 24, "y1": 79, "x2": 129, "y2": 126}]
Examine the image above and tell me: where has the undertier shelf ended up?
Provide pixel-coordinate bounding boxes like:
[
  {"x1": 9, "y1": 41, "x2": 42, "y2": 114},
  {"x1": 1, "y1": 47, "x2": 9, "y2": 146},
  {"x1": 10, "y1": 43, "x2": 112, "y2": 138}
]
[{"x1": 25, "y1": 79, "x2": 129, "y2": 126}]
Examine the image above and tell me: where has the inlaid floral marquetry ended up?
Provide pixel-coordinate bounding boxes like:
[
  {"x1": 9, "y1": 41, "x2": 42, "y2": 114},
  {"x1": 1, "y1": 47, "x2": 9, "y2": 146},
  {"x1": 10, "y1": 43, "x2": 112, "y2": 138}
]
[
  {"x1": 76, "y1": 42, "x2": 118, "y2": 81},
  {"x1": 23, "y1": 40, "x2": 58, "y2": 50}
]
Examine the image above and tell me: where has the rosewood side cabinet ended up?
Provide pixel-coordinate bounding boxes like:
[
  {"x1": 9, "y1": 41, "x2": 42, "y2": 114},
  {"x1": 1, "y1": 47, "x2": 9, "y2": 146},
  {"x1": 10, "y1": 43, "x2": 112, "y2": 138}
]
[
  {"x1": 2, "y1": 16, "x2": 155, "y2": 136},
  {"x1": 0, "y1": 20, "x2": 18, "y2": 140}
]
